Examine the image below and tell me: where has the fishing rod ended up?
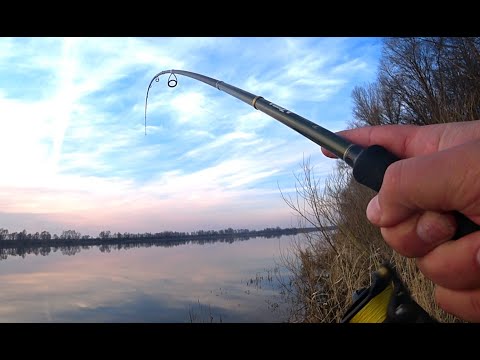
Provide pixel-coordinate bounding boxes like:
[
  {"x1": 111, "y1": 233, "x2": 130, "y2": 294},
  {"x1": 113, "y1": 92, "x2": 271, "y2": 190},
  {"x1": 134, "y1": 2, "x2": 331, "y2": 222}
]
[{"x1": 144, "y1": 69, "x2": 480, "y2": 240}]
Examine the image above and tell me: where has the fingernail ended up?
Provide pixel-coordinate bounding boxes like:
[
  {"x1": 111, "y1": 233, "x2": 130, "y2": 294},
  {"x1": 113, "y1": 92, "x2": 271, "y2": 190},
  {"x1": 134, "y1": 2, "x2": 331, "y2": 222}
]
[
  {"x1": 417, "y1": 212, "x2": 456, "y2": 245},
  {"x1": 366, "y1": 196, "x2": 381, "y2": 224}
]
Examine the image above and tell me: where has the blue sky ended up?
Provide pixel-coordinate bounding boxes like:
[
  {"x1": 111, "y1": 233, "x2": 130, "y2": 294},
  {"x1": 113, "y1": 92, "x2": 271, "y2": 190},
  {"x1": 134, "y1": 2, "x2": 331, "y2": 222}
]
[{"x1": 0, "y1": 37, "x2": 382, "y2": 236}]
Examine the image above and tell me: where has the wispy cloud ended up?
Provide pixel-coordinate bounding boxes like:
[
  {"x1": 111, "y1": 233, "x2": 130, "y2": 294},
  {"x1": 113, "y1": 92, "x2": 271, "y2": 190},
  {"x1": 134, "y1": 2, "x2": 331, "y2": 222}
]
[{"x1": 0, "y1": 37, "x2": 381, "y2": 235}]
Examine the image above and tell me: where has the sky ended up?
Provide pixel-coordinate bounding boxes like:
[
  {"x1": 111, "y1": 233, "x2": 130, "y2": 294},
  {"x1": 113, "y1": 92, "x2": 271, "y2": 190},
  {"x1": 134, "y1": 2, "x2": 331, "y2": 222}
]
[{"x1": 0, "y1": 37, "x2": 382, "y2": 236}]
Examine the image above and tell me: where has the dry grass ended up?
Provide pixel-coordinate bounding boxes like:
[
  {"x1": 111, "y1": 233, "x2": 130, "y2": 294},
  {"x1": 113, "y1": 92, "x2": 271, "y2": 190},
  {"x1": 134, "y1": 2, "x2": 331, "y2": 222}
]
[{"x1": 281, "y1": 160, "x2": 464, "y2": 323}]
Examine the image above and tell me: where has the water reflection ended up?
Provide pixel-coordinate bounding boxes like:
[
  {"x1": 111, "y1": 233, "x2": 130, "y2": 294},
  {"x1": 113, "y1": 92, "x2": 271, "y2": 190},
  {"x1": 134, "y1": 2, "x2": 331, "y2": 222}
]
[{"x1": 0, "y1": 235, "x2": 297, "y2": 322}]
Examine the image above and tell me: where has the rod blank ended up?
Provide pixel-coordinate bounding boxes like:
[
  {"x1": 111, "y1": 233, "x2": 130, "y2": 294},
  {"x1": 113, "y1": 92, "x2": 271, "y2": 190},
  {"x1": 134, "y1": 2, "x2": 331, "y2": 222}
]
[{"x1": 144, "y1": 69, "x2": 480, "y2": 240}]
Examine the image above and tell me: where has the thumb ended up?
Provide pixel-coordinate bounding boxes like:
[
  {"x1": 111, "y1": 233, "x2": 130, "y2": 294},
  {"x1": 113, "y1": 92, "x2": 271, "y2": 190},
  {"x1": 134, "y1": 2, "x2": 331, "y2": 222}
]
[{"x1": 370, "y1": 140, "x2": 480, "y2": 229}]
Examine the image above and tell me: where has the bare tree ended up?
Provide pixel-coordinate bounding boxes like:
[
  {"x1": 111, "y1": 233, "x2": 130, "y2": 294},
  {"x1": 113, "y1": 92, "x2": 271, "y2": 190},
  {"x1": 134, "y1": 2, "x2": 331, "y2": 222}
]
[{"x1": 353, "y1": 37, "x2": 480, "y2": 127}]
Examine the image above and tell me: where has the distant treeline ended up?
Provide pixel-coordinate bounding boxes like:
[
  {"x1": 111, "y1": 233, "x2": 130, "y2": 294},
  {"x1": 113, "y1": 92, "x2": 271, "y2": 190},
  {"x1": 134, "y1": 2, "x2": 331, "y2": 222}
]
[
  {"x1": 0, "y1": 226, "x2": 330, "y2": 249},
  {"x1": 0, "y1": 226, "x2": 332, "y2": 261}
]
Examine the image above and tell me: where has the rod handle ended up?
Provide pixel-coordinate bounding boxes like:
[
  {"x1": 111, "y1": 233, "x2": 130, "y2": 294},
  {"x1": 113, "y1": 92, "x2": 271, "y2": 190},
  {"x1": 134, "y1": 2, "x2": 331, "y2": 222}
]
[{"x1": 352, "y1": 145, "x2": 480, "y2": 240}]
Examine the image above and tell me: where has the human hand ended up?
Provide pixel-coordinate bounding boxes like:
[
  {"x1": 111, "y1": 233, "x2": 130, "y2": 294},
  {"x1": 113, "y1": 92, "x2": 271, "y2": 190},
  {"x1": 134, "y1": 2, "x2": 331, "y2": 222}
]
[{"x1": 322, "y1": 121, "x2": 480, "y2": 322}]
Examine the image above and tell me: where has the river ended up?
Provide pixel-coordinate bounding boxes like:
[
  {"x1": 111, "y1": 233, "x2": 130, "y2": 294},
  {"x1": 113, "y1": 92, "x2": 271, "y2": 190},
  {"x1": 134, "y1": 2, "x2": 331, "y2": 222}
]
[{"x1": 0, "y1": 234, "x2": 303, "y2": 322}]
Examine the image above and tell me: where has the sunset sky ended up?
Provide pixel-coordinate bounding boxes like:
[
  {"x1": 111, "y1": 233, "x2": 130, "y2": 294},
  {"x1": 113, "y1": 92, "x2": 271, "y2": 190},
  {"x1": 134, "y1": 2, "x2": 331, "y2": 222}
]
[{"x1": 0, "y1": 37, "x2": 382, "y2": 236}]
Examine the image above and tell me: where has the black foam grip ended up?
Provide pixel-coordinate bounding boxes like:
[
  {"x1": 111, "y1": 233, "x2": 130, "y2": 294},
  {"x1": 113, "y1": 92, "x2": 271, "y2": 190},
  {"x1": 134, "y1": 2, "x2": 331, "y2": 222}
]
[
  {"x1": 454, "y1": 212, "x2": 480, "y2": 239},
  {"x1": 352, "y1": 144, "x2": 480, "y2": 240},
  {"x1": 352, "y1": 145, "x2": 399, "y2": 192}
]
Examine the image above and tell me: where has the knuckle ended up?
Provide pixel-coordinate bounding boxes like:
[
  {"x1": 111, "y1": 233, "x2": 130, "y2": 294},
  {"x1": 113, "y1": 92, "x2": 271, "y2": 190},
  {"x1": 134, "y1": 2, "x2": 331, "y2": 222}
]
[{"x1": 382, "y1": 160, "x2": 403, "y2": 193}]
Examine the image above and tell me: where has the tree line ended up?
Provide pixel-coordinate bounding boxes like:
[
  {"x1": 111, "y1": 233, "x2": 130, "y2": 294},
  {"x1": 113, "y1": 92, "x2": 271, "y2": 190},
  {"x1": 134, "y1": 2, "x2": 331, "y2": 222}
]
[
  {"x1": 0, "y1": 231, "x2": 293, "y2": 261},
  {"x1": 0, "y1": 226, "x2": 323, "y2": 245},
  {"x1": 0, "y1": 225, "x2": 326, "y2": 261}
]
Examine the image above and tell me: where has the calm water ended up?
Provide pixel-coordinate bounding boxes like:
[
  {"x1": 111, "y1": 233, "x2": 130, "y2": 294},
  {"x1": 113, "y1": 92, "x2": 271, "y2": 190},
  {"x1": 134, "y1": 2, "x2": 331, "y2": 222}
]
[{"x1": 0, "y1": 234, "x2": 299, "y2": 322}]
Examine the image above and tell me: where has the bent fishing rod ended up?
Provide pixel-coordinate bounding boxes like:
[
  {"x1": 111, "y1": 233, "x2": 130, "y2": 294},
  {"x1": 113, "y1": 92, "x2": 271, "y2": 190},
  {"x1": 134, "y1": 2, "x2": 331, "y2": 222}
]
[{"x1": 144, "y1": 69, "x2": 480, "y2": 239}]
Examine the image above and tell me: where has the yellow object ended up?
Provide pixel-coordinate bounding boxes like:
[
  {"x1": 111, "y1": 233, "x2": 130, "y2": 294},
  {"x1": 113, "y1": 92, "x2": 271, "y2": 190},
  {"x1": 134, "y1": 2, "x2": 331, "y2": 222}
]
[
  {"x1": 341, "y1": 263, "x2": 437, "y2": 323},
  {"x1": 349, "y1": 282, "x2": 393, "y2": 323}
]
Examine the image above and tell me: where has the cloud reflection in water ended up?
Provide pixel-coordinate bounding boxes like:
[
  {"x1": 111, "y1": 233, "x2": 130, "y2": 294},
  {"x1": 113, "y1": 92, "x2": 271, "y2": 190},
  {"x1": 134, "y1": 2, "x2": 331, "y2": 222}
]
[{"x1": 0, "y1": 234, "x2": 297, "y2": 322}]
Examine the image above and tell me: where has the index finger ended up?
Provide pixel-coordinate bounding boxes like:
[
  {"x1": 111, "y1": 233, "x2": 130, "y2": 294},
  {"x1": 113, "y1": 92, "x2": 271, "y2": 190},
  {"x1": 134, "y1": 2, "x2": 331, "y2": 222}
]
[{"x1": 321, "y1": 121, "x2": 480, "y2": 159}]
